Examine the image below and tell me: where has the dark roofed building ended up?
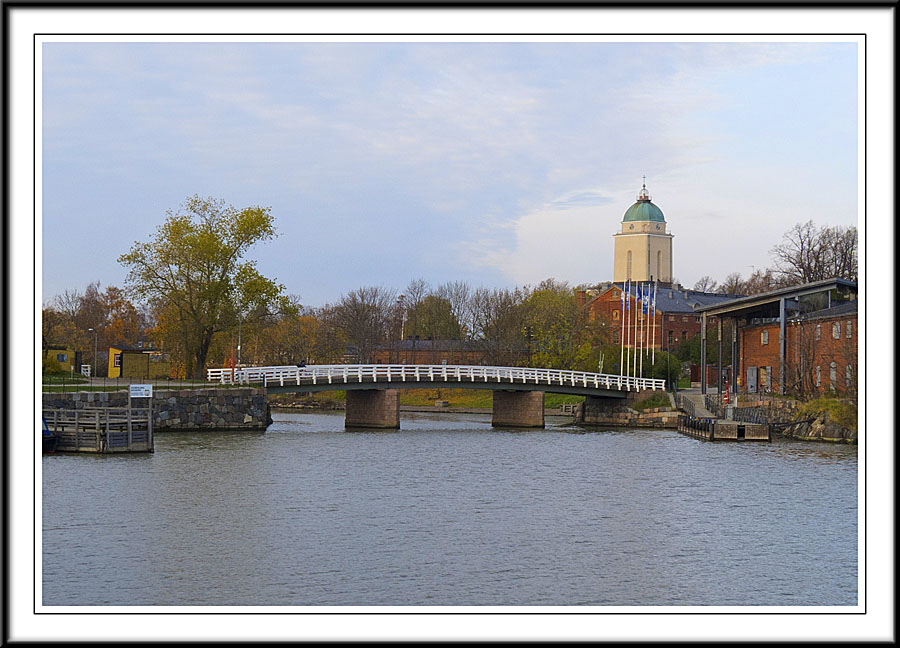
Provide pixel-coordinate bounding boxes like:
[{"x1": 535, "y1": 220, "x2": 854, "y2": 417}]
[{"x1": 578, "y1": 282, "x2": 741, "y2": 350}]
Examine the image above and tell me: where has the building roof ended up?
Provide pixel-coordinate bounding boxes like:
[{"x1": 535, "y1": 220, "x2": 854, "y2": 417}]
[
  {"x1": 588, "y1": 282, "x2": 740, "y2": 314},
  {"x1": 794, "y1": 299, "x2": 858, "y2": 321},
  {"x1": 622, "y1": 183, "x2": 665, "y2": 222},
  {"x1": 693, "y1": 278, "x2": 858, "y2": 319},
  {"x1": 622, "y1": 200, "x2": 666, "y2": 223}
]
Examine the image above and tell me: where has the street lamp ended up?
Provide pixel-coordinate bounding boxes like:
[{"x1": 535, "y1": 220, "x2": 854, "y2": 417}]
[{"x1": 87, "y1": 327, "x2": 97, "y2": 386}]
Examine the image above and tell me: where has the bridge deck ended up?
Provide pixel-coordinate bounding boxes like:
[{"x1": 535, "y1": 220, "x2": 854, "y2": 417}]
[{"x1": 208, "y1": 364, "x2": 664, "y2": 397}]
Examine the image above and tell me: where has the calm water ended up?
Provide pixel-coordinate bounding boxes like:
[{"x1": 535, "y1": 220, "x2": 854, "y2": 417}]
[{"x1": 42, "y1": 411, "x2": 858, "y2": 607}]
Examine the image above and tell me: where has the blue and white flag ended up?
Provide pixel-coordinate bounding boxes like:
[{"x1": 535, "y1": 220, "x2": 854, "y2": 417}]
[{"x1": 625, "y1": 280, "x2": 630, "y2": 310}]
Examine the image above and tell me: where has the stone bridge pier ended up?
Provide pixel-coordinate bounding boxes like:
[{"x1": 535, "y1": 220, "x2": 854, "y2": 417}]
[
  {"x1": 343, "y1": 388, "x2": 546, "y2": 429},
  {"x1": 345, "y1": 389, "x2": 401, "y2": 429},
  {"x1": 491, "y1": 390, "x2": 545, "y2": 428}
]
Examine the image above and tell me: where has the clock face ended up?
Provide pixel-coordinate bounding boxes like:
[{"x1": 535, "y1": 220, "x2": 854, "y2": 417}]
[
  {"x1": 629, "y1": 224, "x2": 634, "y2": 230},
  {"x1": 656, "y1": 224, "x2": 661, "y2": 230}
]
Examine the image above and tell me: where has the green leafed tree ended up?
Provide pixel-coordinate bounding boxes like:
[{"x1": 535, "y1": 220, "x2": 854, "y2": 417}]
[{"x1": 118, "y1": 195, "x2": 286, "y2": 378}]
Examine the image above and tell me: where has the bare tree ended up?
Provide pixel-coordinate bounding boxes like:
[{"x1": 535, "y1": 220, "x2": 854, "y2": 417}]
[
  {"x1": 470, "y1": 286, "x2": 531, "y2": 365},
  {"x1": 329, "y1": 285, "x2": 398, "y2": 363},
  {"x1": 719, "y1": 272, "x2": 744, "y2": 295},
  {"x1": 771, "y1": 221, "x2": 858, "y2": 285},
  {"x1": 693, "y1": 276, "x2": 718, "y2": 293}
]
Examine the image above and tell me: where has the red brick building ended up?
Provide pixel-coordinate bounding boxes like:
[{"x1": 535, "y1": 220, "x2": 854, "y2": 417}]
[
  {"x1": 694, "y1": 278, "x2": 858, "y2": 396},
  {"x1": 578, "y1": 282, "x2": 735, "y2": 350},
  {"x1": 740, "y1": 300, "x2": 858, "y2": 395}
]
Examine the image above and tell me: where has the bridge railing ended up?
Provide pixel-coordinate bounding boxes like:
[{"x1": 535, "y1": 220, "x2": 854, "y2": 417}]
[{"x1": 207, "y1": 364, "x2": 666, "y2": 392}]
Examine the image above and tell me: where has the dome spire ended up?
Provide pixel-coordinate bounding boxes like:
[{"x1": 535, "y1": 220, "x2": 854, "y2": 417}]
[{"x1": 637, "y1": 176, "x2": 651, "y2": 202}]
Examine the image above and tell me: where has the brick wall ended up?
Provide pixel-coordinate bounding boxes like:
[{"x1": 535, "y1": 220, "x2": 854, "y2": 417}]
[{"x1": 740, "y1": 313, "x2": 857, "y2": 395}]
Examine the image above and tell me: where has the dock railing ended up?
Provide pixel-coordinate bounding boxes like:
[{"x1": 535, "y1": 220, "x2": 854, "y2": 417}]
[{"x1": 43, "y1": 406, "x2": 153, "y2": 453}]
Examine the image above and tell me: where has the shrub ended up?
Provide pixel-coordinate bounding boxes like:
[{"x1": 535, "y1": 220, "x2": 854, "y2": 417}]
[
  {"x1": 631, "y1": 392, "x2": 671, "y2": 411},
  {"x1": 42, "y1": 356, "x2": 63, "y2": 374},
  {"x1": 797, "y1": 397, "x2": 857, "y2": 431}
]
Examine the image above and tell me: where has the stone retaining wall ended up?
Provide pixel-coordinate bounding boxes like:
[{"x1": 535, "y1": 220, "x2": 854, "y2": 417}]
[
  {"x1": 42, "y1": 388, "x2": 270, "y2": 431},
  {"x1": 578, "y1": 391, "x2": 678, "y2": 428}
]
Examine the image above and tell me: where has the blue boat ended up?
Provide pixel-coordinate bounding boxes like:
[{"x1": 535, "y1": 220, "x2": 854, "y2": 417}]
[{"x1": 42, "y1": 416, "x2": 58, "y2": 454}]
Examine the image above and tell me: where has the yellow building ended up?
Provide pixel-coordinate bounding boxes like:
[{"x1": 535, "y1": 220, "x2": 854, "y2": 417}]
[
  {"x1": 43, "y1": 344, "x2": 82, "y2": 373},
  {"x1": 613, "y1": 181, "x2": 674, "y2": 283},
  {"x1": 108, "y1": 346, "x2": 171, "y2": 379}
]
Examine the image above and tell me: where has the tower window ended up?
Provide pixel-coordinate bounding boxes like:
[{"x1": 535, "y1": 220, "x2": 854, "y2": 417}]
[{"x1": 627, "y1": 251, "x2": 632, "y2": 280}]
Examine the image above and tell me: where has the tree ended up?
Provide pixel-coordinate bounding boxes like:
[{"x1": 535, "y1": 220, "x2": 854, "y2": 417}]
[
  {"x1": 525, "y1": 279, "x2": 610, "y2": 371},
  {"x1": 693, "y1": 276, "x2": 718, "y2": 293},
  {"x1": 118, "y1": 195, "x2": 285, "y2": 378},
  {"x1": 328, "y1": 285, "x2": 397, "y2": 363},
  {"x1": 719, "y1": 272, "x2": 744, "y2": 296},
  {"x1": 469, "y1": 286, "x2": 530, "y2": 366},
  {"x1": 770, "y1": 220, "x2": 858, "y2": 285}
]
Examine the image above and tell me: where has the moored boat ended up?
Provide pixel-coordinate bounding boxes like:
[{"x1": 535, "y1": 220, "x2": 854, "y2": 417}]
[{"x1": 42, "y1": 416, "x2": 58, "y2": 454}]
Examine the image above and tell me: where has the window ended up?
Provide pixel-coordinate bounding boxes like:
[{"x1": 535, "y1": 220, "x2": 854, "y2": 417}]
[
  {"x1": 668, "y1": 315, "x2": 675, "y2": 322},
  {"x1": 815, "y1": 324, "x2": 821, "y2": 340},
  {"x1": 682, "y1": 331, "x2": 687, "y2": 342},
  {"x1": 667, "y1": 330, "x2": 674, "y2": 345},
  {"x1": 656, "y1": 250, "x2": 662, "y2": 279},
  {"x1": 846, "y1": 321, "x2": 852, "y2": 338},
  {"x1": 627, "y1": 251, "x2": 632, "y2": 280},
  {"x1": 114, "y1": 353, "x2": 122, "y2": 368},
  {"x1": 614, "y1": 330, "x2": 620, "y2": 344},
  {"x1": 681, "y1": 316, "x2": 689, "y2": 322},
  {"x1": 829, "y1": 362, "x2": 837, "y2": 390},
  {"x1": 846, "y1": 365, "x2": 852, "y2": 388},
  {"x1": 56, "y1": 353, "x2": 67, "y2": 362},
  {"x1": 761, "y1": 330, "x2": 769, "y2": 345},
  {"x1": 815, "y1": 366, "x2": 821, "y2": 387},
  {"x1": 759, "y1": 367, "x2": 767, "y2": 388},
  {"x1": 613, "y1": 310, "x2": 619, "y2": 321},
  {"x1": 832, "y1": 322, "x2": 841, "y2": 339},
  {"x1": 765, "y1": 366, "x2": 772, "y2": 392}
]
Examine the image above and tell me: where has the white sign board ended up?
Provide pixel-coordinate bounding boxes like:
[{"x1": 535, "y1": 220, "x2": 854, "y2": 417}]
[{"x1": 130, "y1": 384, "x2": 153, "y2": 398}]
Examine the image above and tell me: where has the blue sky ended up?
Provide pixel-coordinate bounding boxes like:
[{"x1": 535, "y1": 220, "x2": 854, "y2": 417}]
[{"x1": 41, "y1": 41, "x2": 858, "y2": 308}]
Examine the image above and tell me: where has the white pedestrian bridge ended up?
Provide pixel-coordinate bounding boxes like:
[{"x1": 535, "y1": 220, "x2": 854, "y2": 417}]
[{"x1": 207, "y1": 364, "x2": 665, "y2": 398}]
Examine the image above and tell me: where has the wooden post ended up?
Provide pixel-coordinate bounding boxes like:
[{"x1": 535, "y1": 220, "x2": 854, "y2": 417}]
[
  {"x1": 148, "y1": 397, "x2": 153, "y2": 452},
  {"x1": 700, "y1": 312, "x2": 708, "y2": 395},
  {"x1": 127, "y1": 396, "x2": 133, "y2": 449}
]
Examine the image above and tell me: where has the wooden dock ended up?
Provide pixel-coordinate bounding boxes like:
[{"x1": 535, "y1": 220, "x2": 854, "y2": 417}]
[
  {"x1": 42, "y1": 407, "x2": 154, "y2": 453},
  {"x1": 676, "y1": 414, "x2": 770, "y2": 442}
]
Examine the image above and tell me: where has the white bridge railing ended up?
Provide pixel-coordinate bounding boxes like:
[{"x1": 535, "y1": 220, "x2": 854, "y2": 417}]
[{"x1": 207, "y1": 364, "x2": 665, "y2": 392}]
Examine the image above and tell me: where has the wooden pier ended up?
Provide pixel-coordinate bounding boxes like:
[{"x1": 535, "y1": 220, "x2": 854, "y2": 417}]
[
  {"x1": 676, "y1": 414, "x2": 770, "y2": 442},
  {"x1": 42, "y1": 406, "x2": 154, "y2": 453}
]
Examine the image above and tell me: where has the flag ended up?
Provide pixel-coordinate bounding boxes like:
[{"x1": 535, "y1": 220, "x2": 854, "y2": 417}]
[{"x1": 625, "y1": 280, "x2": 630, "y2": 310}]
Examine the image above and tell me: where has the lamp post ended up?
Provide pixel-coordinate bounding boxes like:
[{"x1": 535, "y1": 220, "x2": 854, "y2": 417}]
[{"x1": 88, "y1": 327, "x2": 97, "y2": 387}]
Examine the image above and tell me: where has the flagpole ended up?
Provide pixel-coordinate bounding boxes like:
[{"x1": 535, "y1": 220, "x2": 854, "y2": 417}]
[
  {"x1": 651, "y1": 280, "x2": 657, "y2": 364},
  {"x1": 632, "y1": 282, "x2": 638, "y2": 379},
  {"x1": 625, "y1": 280, "x2": 631, "y2": 380},
  {"x1": 639, "y1": 283, "x2": 644, "y2": 379},
  {"x1": 619, "y1": 283, "x2": 626, "y2": 381}
]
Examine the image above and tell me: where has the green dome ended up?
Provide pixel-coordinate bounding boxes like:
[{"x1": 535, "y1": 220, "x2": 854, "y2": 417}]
[
  {"x1": 622, "y1": 182, "x2": 665, "y2": 222},
  {"x1": 623, "y1": 200, "x2": 666, "y2": 223}
]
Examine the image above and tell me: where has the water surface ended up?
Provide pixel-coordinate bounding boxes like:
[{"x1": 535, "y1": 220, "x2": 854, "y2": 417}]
[{"x1": 42, "y1": 411, "x2": 858, "y2": 606}]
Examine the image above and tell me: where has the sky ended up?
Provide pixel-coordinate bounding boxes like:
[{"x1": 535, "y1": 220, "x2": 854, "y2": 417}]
[{"x1": 40, "y1": 40, "x2": 859, "y2": 309}]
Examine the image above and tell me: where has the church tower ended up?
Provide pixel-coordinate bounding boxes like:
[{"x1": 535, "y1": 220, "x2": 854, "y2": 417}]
[{"x1": 613, "y1": 179, "x2": 674, "y2": 283}]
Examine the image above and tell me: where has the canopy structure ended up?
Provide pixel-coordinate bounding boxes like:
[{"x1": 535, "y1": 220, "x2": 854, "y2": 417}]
[{"x1": 693, "y1": 278, "x2": 858, "y2": 395}]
